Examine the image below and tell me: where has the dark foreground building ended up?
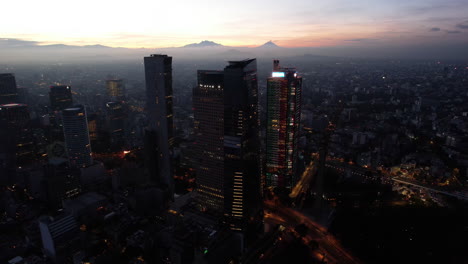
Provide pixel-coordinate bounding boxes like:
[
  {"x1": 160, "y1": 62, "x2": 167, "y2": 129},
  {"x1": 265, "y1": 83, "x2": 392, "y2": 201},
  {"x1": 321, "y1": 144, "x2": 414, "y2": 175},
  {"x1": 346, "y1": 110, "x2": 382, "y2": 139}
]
[
  {"x1": 193, "y1": 59, "x2": 263, "y2": 234},
  {"x1": 0, "y1": 73, "x2": 18, "y2": 104},
  {"x1": 144, "y1": 54, "x2": 175, "y2": 199}
]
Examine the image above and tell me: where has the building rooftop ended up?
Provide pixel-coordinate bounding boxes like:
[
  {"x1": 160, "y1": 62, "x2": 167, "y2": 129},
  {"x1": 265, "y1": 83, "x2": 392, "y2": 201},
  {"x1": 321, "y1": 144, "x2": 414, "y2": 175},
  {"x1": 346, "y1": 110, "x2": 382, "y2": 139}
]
[
  {"x1": 226, "y1": 58, "x2": 256, "y2": 68},
  {"x1": 148, "y1": 54, "x2": 170, "y2": 58}
]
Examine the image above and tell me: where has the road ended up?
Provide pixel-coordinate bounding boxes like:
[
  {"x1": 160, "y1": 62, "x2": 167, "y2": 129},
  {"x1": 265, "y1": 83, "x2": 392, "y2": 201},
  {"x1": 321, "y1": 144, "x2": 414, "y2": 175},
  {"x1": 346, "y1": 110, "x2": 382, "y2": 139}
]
[
  {"x1": 290, "y1": 160, "x2": 318, "y2": 199},
  {"x1": 264, "y1": 200, "x2": 362, "y2": 264},
  {"x1": 392, "y1": 177, "x2": 468, "y2": 201},
  {"x1": 325, "y1": 160, "x2": 468, "y2": 201}
]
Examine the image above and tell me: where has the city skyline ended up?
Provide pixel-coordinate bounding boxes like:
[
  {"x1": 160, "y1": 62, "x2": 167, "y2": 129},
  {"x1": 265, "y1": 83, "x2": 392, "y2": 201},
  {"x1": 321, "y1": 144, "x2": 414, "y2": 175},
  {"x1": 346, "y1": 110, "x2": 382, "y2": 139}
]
[
  {"x1": 0, "y1": 51, "x2": 467, "y2": 263},
  {"x1": 1, "y1": 0, "x2": 467, "y2": 258},
  {"x1": 1, "y1": 0, "x2": 467, "y2": 51}
]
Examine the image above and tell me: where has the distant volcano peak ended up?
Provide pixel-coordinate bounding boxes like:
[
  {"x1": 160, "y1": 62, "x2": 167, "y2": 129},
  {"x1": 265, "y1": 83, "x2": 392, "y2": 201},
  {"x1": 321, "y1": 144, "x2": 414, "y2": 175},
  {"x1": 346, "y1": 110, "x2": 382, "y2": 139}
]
[
  {"x1": 258, "y1": 41, "x2": 281, "y2": 48},
  {"x1": 183, "y1": 40, "x2": 223, "y2": 48}
]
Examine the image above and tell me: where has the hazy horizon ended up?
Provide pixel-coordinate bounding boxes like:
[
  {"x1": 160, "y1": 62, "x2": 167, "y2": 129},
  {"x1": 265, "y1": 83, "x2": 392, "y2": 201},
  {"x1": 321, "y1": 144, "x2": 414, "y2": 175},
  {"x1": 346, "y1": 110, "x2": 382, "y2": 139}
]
[{"x1": 1, "y1": 0, "x2": 468, "y2": 62}]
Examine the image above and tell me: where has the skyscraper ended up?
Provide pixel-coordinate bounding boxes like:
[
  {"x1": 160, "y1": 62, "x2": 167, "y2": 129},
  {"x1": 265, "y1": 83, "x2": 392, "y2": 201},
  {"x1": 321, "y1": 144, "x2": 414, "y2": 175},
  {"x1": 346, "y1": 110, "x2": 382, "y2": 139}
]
[
  {"x1": 193, "y1": 70, "x2": 225, "y2": 213},
  {"x1": 144, "y1": 54, "x2": 174, "y2": 197},
  {"x1": 105, "y1": 101, "x2": 126, "y2": 150},
  {"x1": 106, "y1": 79, "x2": 125, "y2": 101},
  {"x1": 265, "y1": 60, "x2": 302, "y2": 189},
  {"x1": 193, "y1": 60, "x2": 262, "y2": 232},
  {"x1": 39, "y1": 214, "x2": 79, "y2": 262},
  {"x1": 223, "y1": 59, "x2": 262, "y2": 232},
  {"x1": 43, "y1": 159, "x2": 81, "y2": 209},
  {"x1": 49, "y1": 86, "x2": 73, "y2": 111},
  {"x1": 0, "y1": 103, "x2": 32, "y2": 184},
  {"x1": 48, "y1": 86, "x2": 73, "y2": 142},
  {"x1": 62, "y1": 105, "x2": 93, "y2": 168},
  {"x1": 0, "y1": 73, "x2": 18, "y2": 104},
  {"x1": 0, "y1": 103, "x2": 30, "y2": 127},
  {"x1": 0, "y1": 103, "x2": 34, "y2": 164}
]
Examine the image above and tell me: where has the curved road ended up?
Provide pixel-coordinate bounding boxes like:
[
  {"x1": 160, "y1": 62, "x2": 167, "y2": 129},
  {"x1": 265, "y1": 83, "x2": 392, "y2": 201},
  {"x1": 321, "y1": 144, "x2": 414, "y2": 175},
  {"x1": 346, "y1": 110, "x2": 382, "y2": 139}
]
[{"x1": 264, "y1": 200, "x2": 362, "y2": 264}]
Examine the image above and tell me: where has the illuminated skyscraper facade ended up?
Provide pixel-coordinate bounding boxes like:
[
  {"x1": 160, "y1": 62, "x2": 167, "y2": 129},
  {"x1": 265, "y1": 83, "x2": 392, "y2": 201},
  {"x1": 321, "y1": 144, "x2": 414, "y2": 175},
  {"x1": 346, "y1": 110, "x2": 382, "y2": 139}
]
[
  {"x1": 0, "y1": 73, "x2": 18, "y2": 104},
  {"x1": 62, "y1": 105, "x2": 93, "y2": 168},
  {"x1": 266, "y1": 60, "x2": 302, "y2": 189},
  {"x1": 106, "y1": 79, "x2": 125, "y2": 101},
  {"x1": 193, "y1": 70, "x2": 225, "y2": 213},
  {"x1": 144, "y1": 54, "x2": 174, "y2": 197}
]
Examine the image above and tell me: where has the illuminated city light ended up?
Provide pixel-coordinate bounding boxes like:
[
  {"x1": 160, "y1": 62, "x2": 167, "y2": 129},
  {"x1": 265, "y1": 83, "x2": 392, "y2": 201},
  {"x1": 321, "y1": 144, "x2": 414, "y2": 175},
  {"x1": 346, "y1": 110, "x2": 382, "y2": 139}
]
[{"x1": 272, "y1": 72, "x2": 285, "y2": 77}]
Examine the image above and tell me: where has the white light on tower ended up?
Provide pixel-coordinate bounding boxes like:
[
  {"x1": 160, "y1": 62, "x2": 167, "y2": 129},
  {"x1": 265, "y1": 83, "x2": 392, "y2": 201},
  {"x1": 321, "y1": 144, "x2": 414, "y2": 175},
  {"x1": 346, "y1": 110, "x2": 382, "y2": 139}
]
[{"x1": 272, "y1": 72, "x2": 285, "y2": 78}]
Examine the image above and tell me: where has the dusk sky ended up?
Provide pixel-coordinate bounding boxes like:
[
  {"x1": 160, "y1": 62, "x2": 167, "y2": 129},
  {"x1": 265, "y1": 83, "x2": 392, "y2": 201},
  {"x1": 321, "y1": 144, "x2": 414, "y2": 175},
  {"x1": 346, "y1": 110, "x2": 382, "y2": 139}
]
[{"x1": 2, "y1": 0, "x2": 468, "y2": 48}]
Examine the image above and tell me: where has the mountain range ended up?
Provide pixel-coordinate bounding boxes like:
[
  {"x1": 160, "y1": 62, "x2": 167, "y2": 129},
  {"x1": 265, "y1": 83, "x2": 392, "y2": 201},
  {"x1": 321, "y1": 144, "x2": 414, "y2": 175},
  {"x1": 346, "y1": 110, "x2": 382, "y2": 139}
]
[
  {"x1": 1, "y1": 38, "x2": 466, "y2": 62},
  {"x1": 0, "y1": 39, "x2": 290, "y2": 63},
  {"x1": 0, "y1": 38, "x2": 281, "y2": 50}
]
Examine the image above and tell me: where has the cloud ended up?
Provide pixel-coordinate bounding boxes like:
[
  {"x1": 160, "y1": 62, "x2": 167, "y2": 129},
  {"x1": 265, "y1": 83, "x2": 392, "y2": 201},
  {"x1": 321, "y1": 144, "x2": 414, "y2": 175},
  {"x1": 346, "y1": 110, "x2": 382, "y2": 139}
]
[
  {"x1": 429, "y1": 27, "x2": 441, "y2": 32},
  {"x1": 446, "y1": 30, "x2": 462, "y2": 34},
  {"x1": 456, "y1": 20, "x2": 468, "y2": 29}
]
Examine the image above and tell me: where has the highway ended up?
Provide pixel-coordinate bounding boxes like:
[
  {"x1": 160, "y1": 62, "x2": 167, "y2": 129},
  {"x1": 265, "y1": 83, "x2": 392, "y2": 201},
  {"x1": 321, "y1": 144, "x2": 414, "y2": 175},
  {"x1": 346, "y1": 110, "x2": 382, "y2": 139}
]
[
  {"x1": 325, "y1": 160, "x2": 468, "y2": 201},
  {"x1": 290, "y1": 160, "x2": 318, "y2": 199},
  {"x1": 264, "y1": 200, "x2": 362, "y2": 264},
  {"x1": 392, "y1": 177, "x2": 468, "y2": 201}
]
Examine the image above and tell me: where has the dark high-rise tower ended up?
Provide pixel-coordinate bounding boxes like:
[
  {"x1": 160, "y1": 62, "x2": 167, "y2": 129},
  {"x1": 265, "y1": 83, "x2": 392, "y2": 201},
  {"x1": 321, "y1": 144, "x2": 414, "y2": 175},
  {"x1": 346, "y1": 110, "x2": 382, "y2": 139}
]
[
  {"x1": 265, "y1": 60, "x2": 302, "y2": 190},
  {"x1": 0, "y1": 73, "x2": 18, "y2": 104},
  {"x1": 48, "y1": 86, "x2": 73, "y2": 142},
  {"x1": 144, "y1": 54, "x2": 174, "y2": 197},
  {"x1": 193, "y1": 59, "x2": 262, "y2": 233},
  {"x1": 223, "y1": 59, "x2": 262, "y2": 232},
  {"x1": 49, "y1": 86, "x2": 73, "y2": 111},
  {"x1": 0, "y1": 103, "x2": 32, "y2": 184},
  {"x1": 105, "y1": 101, "x2": 126, "y2": 150},
  {"x1": 193, "y1": 70, "x2": 225, "y2": 213},
  {"x1": 0, "y1": 103, "x2": 30, "y2": 127},
  {"x1": 62, "y1": 105, "x2": 93, "y2": 168}
]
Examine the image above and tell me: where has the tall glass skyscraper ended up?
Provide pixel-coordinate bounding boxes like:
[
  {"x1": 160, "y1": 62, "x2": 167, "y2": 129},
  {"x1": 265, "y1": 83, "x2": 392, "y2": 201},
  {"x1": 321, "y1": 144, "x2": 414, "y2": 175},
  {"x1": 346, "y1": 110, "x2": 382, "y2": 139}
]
[
  {"x1": 193, "y1": 59, "x2": 262, "y2": 233},
  {"x1": 62, "y1": 105, "x2": 93, "y2": 168},
  {"x1": 266, "y1": 60, "x2": 302, "y2": 190},
  {"x1": 223, "y1": 59, "x2": 262, "y2": 232},
  {"x1": 144, "y1": 54, "x2": 174, "y2": 197},
  {"x1": 193, "y1": 70, "x2": 225, "y2": 213}
]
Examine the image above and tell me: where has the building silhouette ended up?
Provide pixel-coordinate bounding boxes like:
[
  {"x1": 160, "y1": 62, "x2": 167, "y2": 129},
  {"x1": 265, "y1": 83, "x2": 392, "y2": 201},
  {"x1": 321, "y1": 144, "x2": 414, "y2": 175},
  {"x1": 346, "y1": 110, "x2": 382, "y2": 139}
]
[
  {"x1": 0, "y1": 103, "x2": 32, "y2": 184},
  {"x1": 0, "y1": 73, "x2": 18, "y2": 104},
  {"x1": 62, "y1": 105, "x2": 93, "y2": 168},
  {"x1": 193, "y1": 59, "x2": 262, "y2": 233},
  {"x1": 144, "y1": 54, "x2": 174, "y2": 198},
  {"x1": 265, "y1": 60, "x2": 302, "y2": 189},
  {"x1": 49, "y1": 85, "x2": 73, "y2": 111},
  {"x1": 43, "y1": 158, "x2": 81, "y2": 209},
  {"x1": 193, "y1": 70, "x2": 225, "y2": 213},
  {"x1": 105, "y1": 101, "x2": 126, "y2": 150},
  {"x1": 223, "y1": 59, "x2": 262, "y2": 233}
]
